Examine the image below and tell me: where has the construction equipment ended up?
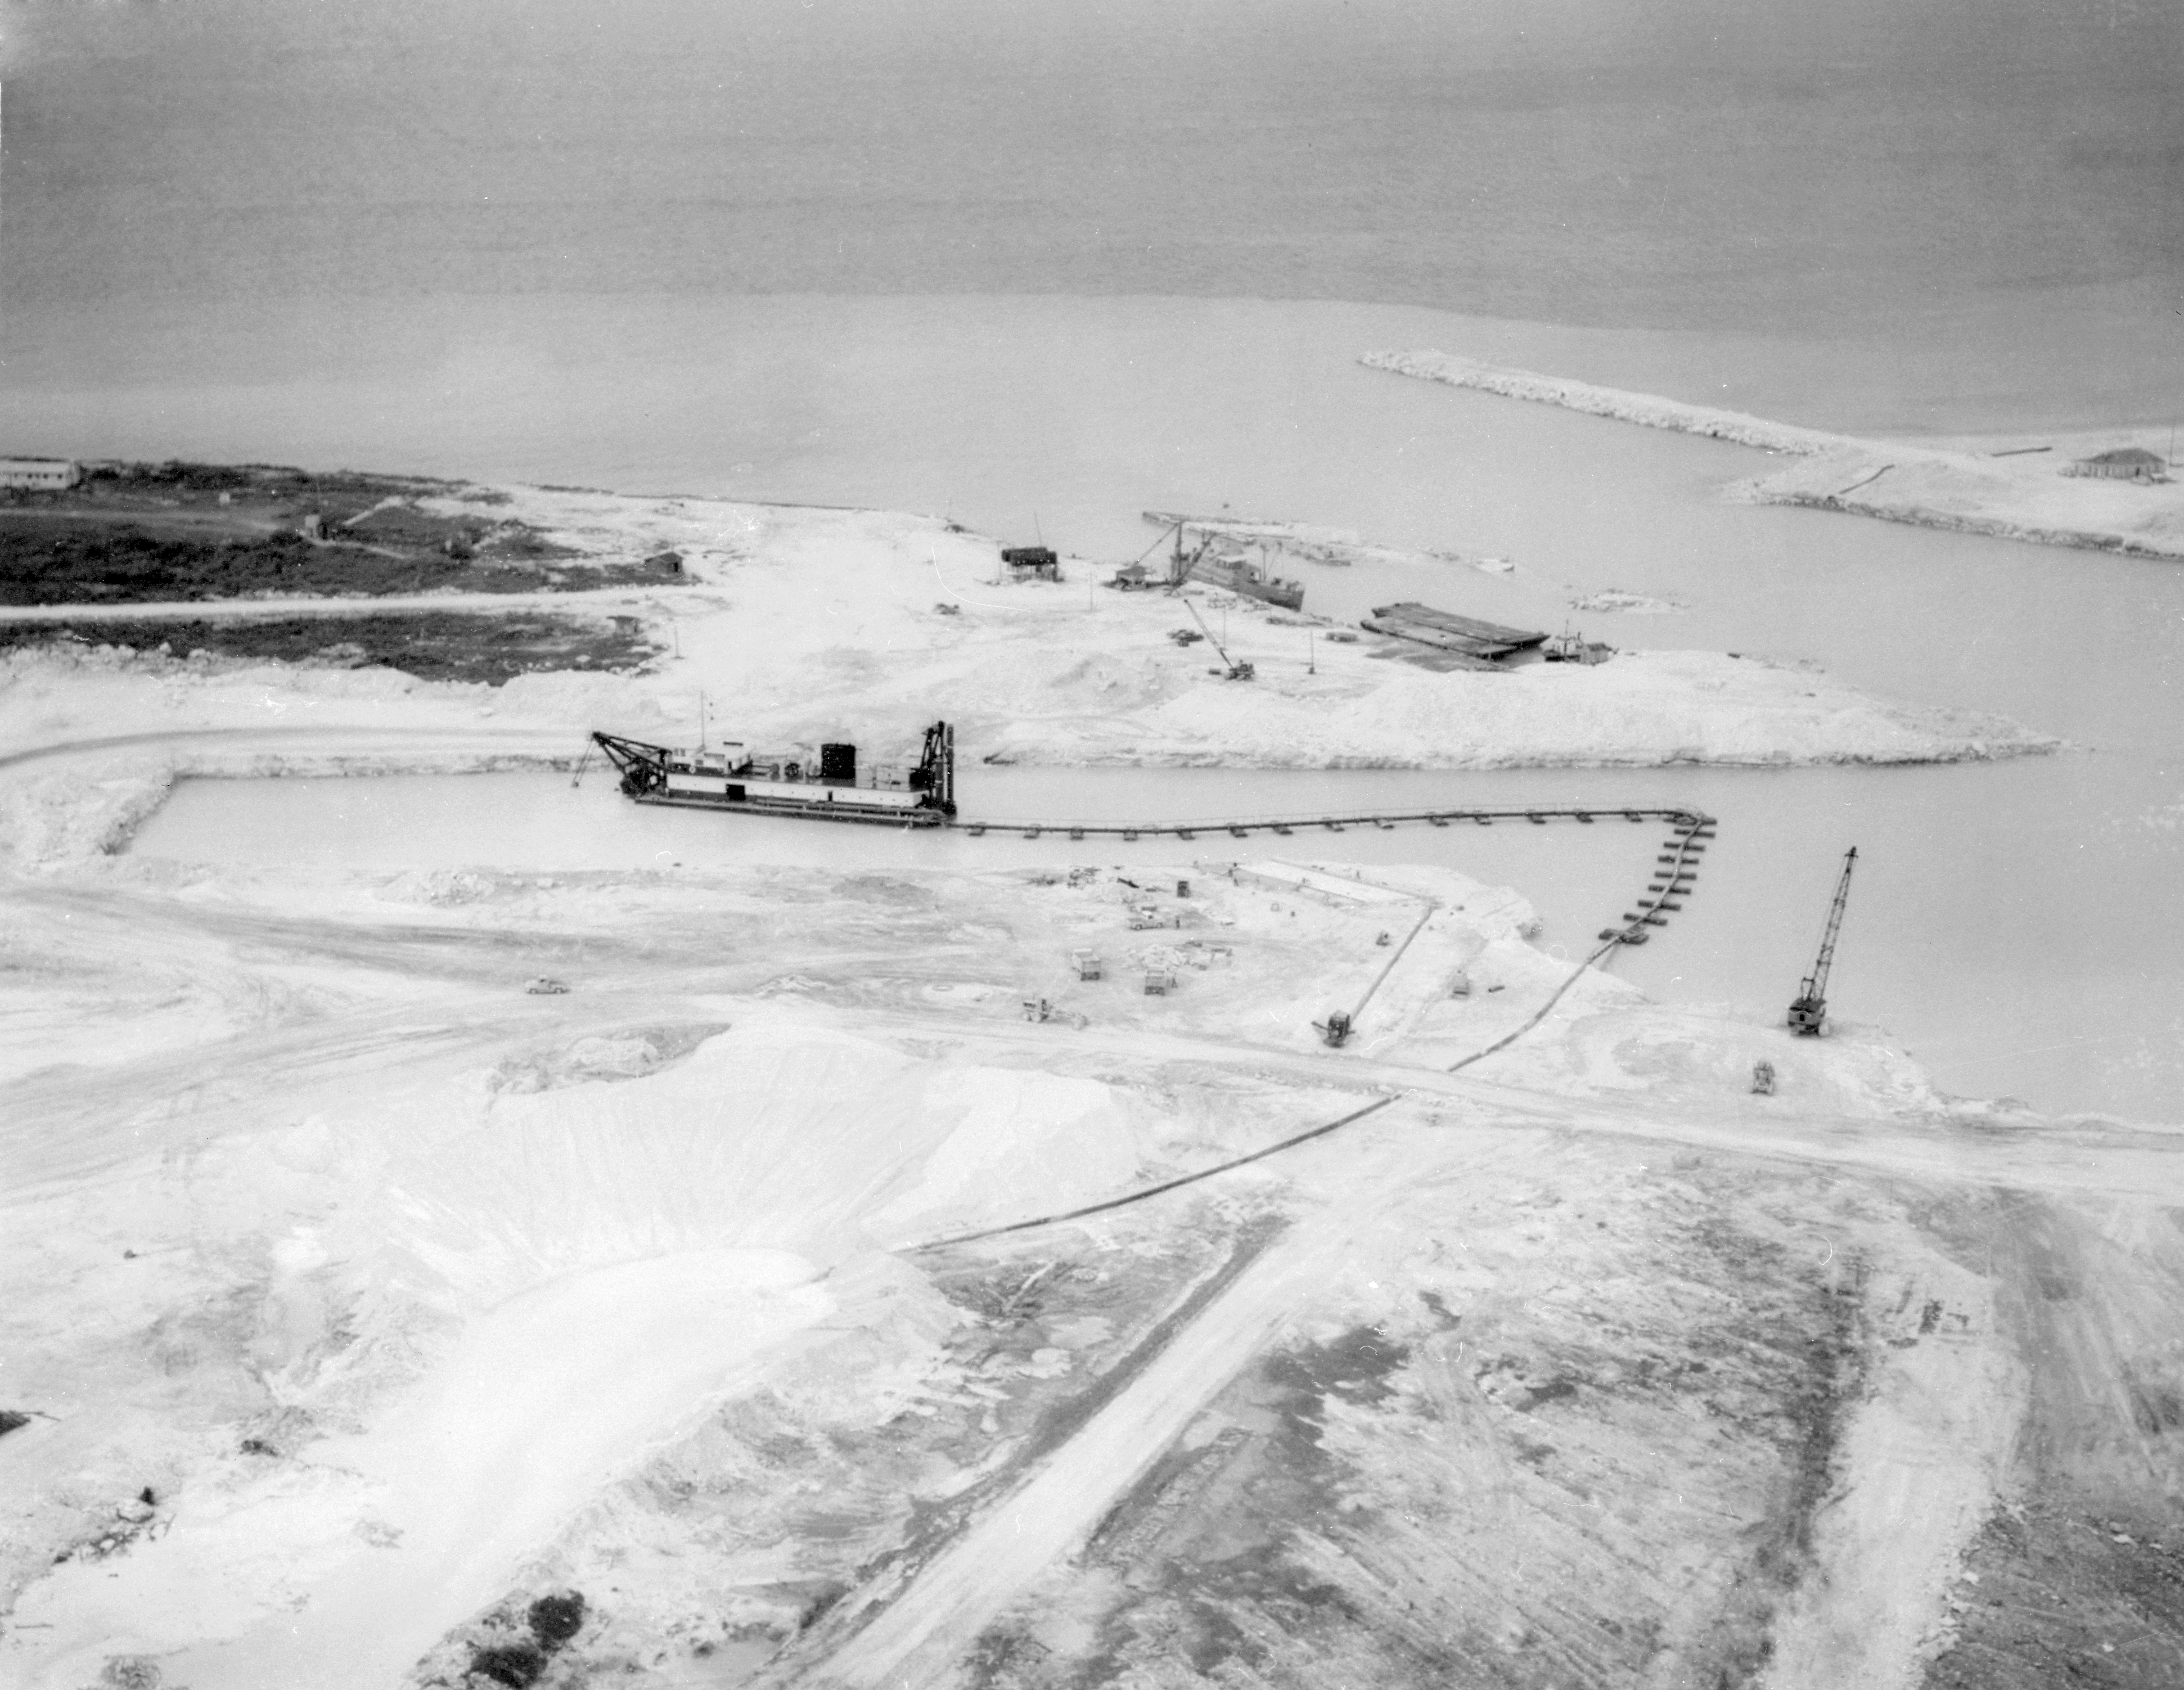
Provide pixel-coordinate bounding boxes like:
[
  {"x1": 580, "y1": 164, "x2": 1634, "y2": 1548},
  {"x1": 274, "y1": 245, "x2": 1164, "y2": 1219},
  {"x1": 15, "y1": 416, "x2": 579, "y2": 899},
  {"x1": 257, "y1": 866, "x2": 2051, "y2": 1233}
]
[
  {"x1": 1787, "y1": 847, "x2": 1858, "y2": 1036},
  {"x1": 1183, "y1": 597, "x2": 1254, "y2": 680},
  {"x1": 1315, "y1": 1010, "x2": 1354, "y2": 1048},
  {"x1": 589, "y1": 719, "x2": 956, "y2": 825},
  {"x1": 1751, "y1": 1059, "x2": 1776, "y2": 1096},
  {"x1": 1070, "y1": 949, "x2": 1104, "y2": 981}
]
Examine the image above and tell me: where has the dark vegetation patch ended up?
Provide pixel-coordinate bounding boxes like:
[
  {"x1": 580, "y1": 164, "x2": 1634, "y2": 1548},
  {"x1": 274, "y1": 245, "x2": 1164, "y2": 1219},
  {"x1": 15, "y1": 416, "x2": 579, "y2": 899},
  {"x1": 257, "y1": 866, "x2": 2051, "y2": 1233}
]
[
  {"x1": 526, "y1": 1592, "x2": 587, "y2": 1648},
  {"x1": 0, "y1": 1409, "x2": 29, "y2": 1437},
  {"x1": 0, "y1": 519, "x2": 683, "y2": 603},
  {"x1": 1019, "y1": 1322, "x2": 1422, "y2": 1689},
  {"x1": 466, "y1": 1642, "x2": 547, "y2": 1687},
  {"x1": 1924, "y1": 1501, "x2": 2184, "y2": 1690},
  {"x1": 970, "y1": 1169, "x2": 1875, "y2": 1690},
  {"x1": 0, "y1": 459, "x2": 686, "y2": 604},
  {"x1": 1912, "y1": 1192, "x2": 2184, "y2": 1690},
  {"x1": 429, "y1": 1588, "x2": 590, "y2": 1690},
  {"x1": 864, "y1": 1218, "x2": 1285, "y2": 1607},
  {"x1": 747, "y1": 1207, "x2": 1275, "y2": 1684},
  {"x1": 3, "y1": 611, "x2": 661, "y2": 684}
]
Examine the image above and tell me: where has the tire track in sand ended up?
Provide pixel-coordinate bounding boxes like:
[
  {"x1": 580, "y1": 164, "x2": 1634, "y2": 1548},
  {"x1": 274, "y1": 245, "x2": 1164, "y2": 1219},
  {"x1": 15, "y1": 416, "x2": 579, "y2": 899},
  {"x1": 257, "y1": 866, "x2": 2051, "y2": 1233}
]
[{"x1": 792, "y1": 1137, "x2": 1421, "y2": 1689}]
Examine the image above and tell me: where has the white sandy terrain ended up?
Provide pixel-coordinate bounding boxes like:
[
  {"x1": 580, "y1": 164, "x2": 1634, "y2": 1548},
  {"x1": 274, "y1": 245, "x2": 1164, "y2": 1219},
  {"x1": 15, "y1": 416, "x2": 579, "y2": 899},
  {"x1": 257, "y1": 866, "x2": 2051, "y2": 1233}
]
[
  {"x1": 21, "y1": 1251, "x2": 835, "y2": 1690},
  {"x1": 0, "y1": 477, "x2": 2166, "y2": 1690},
  {"x1": 1366, "y1": 349, "x2": 2184, "y2": 560},
  {"x1": 1760, "y1": 1246, "x2": 2026, "y2": 1690},
  {"x1": 3, "y1": 825, "x2": 2180, "y2": 1689}
]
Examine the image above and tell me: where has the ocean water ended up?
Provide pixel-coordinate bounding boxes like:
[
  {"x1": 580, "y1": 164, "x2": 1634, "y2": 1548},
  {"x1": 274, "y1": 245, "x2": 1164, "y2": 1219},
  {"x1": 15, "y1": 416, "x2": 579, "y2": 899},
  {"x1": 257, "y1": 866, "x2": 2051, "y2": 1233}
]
[{"x1": 4, "y1": 0, "x2": 2182, "y2": 401}]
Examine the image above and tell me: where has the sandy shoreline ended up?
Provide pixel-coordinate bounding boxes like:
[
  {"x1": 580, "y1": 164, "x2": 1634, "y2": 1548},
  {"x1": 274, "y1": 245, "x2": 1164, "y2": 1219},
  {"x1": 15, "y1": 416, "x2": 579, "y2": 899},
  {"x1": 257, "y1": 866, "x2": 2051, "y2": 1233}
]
[
  {"x1": 1366, "y1": 349, "x2": 2184, "y2": 561},
  {"x1": 0, "y1": 478, "x2": 2059, "y2": 872}
]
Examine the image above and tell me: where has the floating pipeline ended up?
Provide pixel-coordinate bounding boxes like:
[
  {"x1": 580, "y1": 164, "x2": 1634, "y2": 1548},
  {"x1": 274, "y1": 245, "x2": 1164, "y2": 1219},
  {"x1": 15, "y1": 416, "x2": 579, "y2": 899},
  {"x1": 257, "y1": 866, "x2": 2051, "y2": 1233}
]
[
  {"x1": 955, "y1": 803, "x2": 1714, "y2": 953},
  {"x1": 587, "y1": 724, "x2": 1710, "y2": 948}
]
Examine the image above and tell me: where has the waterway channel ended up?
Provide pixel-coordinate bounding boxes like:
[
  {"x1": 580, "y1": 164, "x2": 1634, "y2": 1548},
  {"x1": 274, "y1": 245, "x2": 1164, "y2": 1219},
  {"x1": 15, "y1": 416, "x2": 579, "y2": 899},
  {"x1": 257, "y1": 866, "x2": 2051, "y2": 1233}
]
[{"x1": 132, "y1": 756, "x2": 2183, "y2": 1123}]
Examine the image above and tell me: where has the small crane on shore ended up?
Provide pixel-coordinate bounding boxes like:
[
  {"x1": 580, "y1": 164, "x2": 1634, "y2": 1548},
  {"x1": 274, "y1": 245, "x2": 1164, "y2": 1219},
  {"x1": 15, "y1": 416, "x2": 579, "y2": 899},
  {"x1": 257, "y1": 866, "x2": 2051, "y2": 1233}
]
[
  {"x1": 1183, "y1": 596, "x2": 1254, "y2": 680},
  {"x1": 1787, "y1": 847, "x2": 1858, "y2": 1036}
]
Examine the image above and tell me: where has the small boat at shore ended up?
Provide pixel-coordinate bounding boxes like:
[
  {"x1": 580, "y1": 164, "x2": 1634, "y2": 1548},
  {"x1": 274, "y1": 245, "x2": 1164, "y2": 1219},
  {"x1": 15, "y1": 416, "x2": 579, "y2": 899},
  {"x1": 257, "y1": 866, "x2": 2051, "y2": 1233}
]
[{"x1": 1543, "y1": 624, "x2": 1615, "y2": 665}]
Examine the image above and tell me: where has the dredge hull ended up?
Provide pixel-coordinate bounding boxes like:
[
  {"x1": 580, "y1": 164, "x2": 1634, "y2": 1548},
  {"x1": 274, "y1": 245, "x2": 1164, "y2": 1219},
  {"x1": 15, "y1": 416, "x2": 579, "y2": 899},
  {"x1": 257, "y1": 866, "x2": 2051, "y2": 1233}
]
[{"x1": 631, "y1": 791, "x2": 947, "y2": 826}]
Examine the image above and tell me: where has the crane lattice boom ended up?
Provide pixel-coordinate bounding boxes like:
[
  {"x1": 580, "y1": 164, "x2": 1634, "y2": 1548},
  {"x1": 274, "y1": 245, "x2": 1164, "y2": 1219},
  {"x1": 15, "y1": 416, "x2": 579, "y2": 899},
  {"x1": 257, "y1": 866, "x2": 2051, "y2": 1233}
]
[{"x1": 1787, "y1": 846, "x2": 1858, "y2": 1036}]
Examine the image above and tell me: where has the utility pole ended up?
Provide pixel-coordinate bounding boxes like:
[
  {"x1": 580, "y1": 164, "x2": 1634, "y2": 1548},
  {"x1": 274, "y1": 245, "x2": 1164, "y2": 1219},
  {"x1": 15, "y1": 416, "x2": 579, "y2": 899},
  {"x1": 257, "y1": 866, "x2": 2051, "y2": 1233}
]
[{"x1": 1308, "y1": 629, "x2": 1316, "y2": 674}]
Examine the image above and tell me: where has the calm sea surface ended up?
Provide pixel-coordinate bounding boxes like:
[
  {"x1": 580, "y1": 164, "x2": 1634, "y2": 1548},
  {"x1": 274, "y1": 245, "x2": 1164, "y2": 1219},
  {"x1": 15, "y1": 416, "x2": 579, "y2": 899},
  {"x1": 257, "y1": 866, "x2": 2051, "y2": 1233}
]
[
  {"x1": 6, "y1": 0, "x2": 2181, "y2": 396},
  {"x1": 11, "y1": 2, "x2": 2184, "y2": 1118}
]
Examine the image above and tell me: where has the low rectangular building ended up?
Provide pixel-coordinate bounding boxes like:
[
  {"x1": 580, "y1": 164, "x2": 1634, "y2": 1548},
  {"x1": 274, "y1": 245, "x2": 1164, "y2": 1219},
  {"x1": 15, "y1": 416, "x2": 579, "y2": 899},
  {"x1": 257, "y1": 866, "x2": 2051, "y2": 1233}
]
[{"x1": 0, "y1": 457, "x2": 82, "y2": 490}]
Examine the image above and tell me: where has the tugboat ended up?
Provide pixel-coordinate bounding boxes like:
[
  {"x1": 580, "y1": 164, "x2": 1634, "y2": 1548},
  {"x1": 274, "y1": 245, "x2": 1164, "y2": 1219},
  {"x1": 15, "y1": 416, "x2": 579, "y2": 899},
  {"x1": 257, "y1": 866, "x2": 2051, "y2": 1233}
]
[
  {"x1": 589, "y1": 720, "x2": 956, "y2": 826},
  {"x1": 1543, "y1": 623, "x2": 1614, "y2": 665}
]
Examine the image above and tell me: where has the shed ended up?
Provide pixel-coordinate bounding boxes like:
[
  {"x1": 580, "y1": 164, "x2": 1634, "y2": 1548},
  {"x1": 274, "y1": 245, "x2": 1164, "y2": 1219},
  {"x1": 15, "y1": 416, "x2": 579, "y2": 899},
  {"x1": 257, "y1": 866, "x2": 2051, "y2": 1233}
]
[
  {"x1": 1002, "y1": 545, "x2": 1061, "y2": 581},
  {"x1": 2064, "y1": 447, "x2": 2168, "y2": 483},
  {"x1": 0, "y1": 457, "x2": 81, "y2": 490}
]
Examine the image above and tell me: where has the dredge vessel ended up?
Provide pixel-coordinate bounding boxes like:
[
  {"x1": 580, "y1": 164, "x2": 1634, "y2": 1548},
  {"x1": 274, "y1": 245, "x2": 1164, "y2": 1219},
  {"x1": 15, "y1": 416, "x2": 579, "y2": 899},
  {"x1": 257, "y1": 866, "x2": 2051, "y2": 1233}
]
[
  {"x1": 1141, "y1": 518, "x2": 1304, "y2": 611},
  {"x1": 590, "y1": 720, "x2": 956, "y2": 826}
]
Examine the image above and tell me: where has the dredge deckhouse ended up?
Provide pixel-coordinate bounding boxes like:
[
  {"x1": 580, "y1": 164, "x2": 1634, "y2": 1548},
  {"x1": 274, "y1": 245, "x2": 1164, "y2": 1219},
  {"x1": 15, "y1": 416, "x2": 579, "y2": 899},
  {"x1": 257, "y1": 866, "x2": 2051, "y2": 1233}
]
[{"x1": 591, "y1": 720, "x2": 956, "y2": 826}]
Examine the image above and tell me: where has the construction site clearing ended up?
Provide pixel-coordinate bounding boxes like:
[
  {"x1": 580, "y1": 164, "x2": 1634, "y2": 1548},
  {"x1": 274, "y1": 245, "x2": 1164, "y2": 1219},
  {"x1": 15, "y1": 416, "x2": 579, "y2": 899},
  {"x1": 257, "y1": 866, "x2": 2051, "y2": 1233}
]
[
  {"x1": 2, "y1": 467, "x2": 2163, "y2": 1690},
  {"x1": 0, "y1": 472, "x2": 2059, "y2": 776},
  {"x1": 3, "y1": 826, "x2": 2180, "y2": 1690}
]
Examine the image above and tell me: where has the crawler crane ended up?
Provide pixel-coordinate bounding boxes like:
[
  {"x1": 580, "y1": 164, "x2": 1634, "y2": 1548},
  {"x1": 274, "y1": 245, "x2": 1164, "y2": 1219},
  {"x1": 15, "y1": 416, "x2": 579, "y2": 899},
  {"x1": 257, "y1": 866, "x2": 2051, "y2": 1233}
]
[
  {"x1": 1787, "y1": 847, "x2": 1858, "y2": 1035},
  {"x1": 1183, "y1": 596, "x2": 1254, "y2": 680}
]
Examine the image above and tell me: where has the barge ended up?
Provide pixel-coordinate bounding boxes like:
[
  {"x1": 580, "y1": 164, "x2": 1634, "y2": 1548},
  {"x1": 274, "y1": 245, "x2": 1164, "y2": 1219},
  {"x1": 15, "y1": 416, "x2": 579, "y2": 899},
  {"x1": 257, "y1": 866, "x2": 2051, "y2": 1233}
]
[
  {"x1": 1364, "y1": 602, "x2": 1547, "y2": 661},
  {"x1": 591, "y1": 720, "x2": 956, "y2": 826}
]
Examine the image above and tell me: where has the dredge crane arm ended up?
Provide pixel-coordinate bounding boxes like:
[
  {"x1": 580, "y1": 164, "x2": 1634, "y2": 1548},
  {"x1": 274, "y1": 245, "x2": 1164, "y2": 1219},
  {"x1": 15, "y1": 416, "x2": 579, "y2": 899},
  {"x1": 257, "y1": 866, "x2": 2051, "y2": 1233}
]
[{"x1": 591, "y1": 731, "x2": 672, "y2": 796}]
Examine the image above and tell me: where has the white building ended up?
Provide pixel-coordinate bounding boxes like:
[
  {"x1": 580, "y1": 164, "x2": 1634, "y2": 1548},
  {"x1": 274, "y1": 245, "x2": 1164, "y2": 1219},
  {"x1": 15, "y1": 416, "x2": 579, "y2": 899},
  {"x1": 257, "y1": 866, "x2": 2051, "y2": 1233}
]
[{"x1": 0, "y1": 458, "x2": 82, "y2": 490}]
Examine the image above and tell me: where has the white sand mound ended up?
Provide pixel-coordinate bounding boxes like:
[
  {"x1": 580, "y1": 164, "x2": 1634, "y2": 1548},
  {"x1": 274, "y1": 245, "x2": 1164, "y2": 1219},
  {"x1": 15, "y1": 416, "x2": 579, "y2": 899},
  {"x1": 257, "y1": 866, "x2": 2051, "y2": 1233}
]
[{"x1": 8, "y1": 1013, "x2": 1163, "y2": 1690}]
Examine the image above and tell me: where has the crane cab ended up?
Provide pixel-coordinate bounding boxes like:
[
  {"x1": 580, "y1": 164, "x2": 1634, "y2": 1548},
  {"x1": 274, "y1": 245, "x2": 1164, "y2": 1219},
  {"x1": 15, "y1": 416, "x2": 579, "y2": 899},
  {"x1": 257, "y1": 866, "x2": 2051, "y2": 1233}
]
[{"x1": 1786, "y1": 995, "x2": 1826, "y2": 1036}]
